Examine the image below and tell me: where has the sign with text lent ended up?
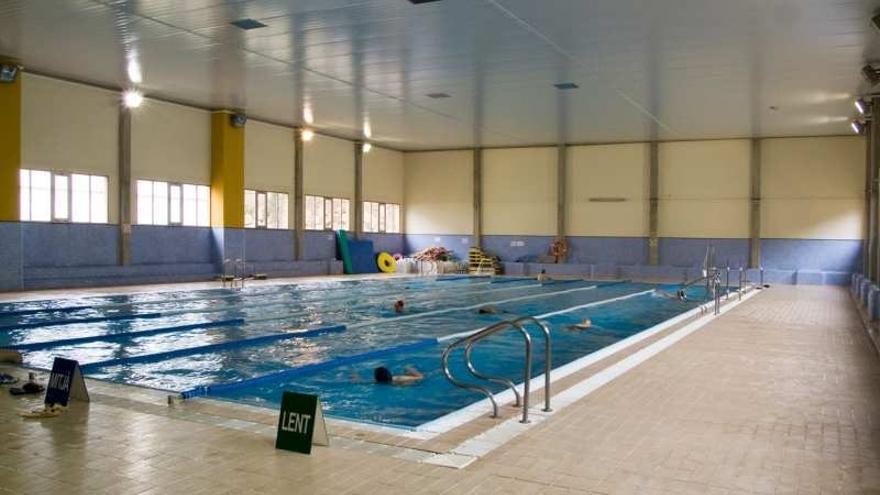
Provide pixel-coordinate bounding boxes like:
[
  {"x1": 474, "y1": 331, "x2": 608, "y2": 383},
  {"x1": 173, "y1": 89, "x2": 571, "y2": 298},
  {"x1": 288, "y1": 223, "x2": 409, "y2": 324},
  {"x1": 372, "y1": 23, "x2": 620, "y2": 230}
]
[{"x1": 275, "y1": 391, "x2": 329, "y2": 454}]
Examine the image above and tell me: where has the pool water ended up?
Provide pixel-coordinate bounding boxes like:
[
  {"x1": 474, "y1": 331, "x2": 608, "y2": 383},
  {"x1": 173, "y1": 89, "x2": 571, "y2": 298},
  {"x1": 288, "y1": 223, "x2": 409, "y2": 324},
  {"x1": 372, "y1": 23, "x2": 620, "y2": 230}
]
[{"x1": 0, "y1": 276, "x2": 710, "y2": 428}]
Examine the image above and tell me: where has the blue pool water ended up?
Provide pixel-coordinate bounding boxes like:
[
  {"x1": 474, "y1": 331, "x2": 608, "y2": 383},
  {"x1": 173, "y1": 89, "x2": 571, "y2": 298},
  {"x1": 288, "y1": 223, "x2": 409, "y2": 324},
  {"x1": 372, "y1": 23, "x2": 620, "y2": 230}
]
[{"x1": 0, "y1": 277, "x2": 709, "y2": 428}]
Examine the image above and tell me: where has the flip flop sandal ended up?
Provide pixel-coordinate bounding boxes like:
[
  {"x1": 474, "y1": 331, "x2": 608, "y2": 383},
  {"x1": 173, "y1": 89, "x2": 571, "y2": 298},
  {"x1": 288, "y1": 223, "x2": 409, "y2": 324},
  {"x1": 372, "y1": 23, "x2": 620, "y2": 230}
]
[
  {"x1": 9, "y1": 382, "x2": 44, "y2": 396},
  {"x1": 20, "y1": 404, "x2": 66, "y2": 419},
  {"x1": 0, "y1": 374, "x2": 18, "y2": 385}
]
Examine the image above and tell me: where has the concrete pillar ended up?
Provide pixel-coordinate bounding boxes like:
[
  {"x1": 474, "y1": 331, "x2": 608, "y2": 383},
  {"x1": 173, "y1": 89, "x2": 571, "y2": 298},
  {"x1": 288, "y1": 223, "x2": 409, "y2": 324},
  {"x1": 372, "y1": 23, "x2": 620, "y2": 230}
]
[
  {"x1": 118, "y1": 107, "x2": 132, "y2": 265},
  {"x1": 556, "y1": 144, "x2": 567, "y2": 241},
  {"x1": 871, "y1": 98, "x2": 880, "y2": 282},
  {"x1": 648, "y1": 142, "x2": 659, "y2": 265},
  {"x1": 210, "y1": 111, "x2": 245, "y2": 268},
  {"x1": 0, "y1": 61, "x2": 21, "y2": 222},
  {"x1": 749, "y1": 138, "x2": 762, "y2": 269},
  {"x1": 865, "y1": 119, "x2": 874, "y2": 279},
  {"x1": 293, "y1": 128, "x2": 304, "y2": 260},
  {"x1": 472, "y1": 148, "x2": 482, "y2": 248},
  {"x1": 0, "y1": 60, "x2": 23, "y2": 290},
  {"x1": 354, "y1": 141, "x2": 364, "y2": 239}
]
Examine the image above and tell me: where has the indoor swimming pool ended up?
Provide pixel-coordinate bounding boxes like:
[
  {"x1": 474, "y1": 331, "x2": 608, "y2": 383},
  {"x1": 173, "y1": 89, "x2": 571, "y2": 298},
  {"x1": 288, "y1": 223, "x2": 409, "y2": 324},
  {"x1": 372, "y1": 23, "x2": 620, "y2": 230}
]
[{"x1": 0, "y1": 276, "x2": 711, "y2": 429}]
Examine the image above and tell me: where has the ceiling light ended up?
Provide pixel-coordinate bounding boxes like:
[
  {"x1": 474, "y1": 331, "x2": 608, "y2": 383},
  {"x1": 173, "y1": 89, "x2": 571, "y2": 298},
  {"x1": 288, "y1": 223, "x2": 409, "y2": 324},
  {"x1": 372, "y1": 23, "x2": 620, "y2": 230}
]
[
  {"x1": 122, "y1": 89, "x2": 143, "y2": 108},
  {"x1": 862, "y1": 65, "x2": 880, "y2": 85},
  {"x1": 0, "y1": 63, "x2": 21, "y2": 83},
  {"x1": 230, "y1": 18, "x2": 267, "y2": 30},
  {"x1": 363, "y1": 122, "x2": 372, "y2": 139},
  {"x1": 127, "y1": 59, "x2": 142, "y2": 84},
  {"x1": 851, "y1": 120, "x2": 865, "y2": 135},
  {"x1": 301, "y1": 129, "x2": 314, "y2": 141},
  {"x1": 855, "y1": 98, "x2": 871, "y2": 116},
  {"x1": 426, "y1": 92, "x2": 451, "y2": 99},
  {"x1": 303, "y1": 105, "x2": 314, "y2": 124},
  {"x1": 554, "y1": 82, "x2": 579, "y2": 90},
  {"x1": 362, "y1": 143, "x2": 372, "y2": 153}
]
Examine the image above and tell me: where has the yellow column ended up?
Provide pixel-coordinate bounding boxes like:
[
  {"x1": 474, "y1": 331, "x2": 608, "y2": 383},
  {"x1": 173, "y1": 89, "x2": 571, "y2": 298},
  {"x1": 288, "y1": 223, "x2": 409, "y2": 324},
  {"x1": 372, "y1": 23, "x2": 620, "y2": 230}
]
[
  {"x1": 0, "y1": 65, "x2": 21, "y2": 221},
  {"x1": 210, "y1": 111, "x2": 244, "y2": 228}
]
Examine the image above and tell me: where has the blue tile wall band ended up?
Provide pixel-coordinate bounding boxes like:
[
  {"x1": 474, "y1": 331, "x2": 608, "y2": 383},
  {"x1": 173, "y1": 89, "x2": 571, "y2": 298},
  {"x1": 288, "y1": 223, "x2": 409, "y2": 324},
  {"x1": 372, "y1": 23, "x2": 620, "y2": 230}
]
[
  {"x1": 0, "y1": 312, "x2": 164, "y2": 332},
  {"x1": 181, "y1": 337, "x2": 437, "y2": 399},
  {"x1": 8, "y1": 318, "x2": 246, "y2": 351},
  {"x1": 435, "y1": 275, "x2": 475, "y2": 282},
  {"x1": 0, "y1": 305, "x2": 93, "y2": 318},
  {"x1": 81, "y1": 324, "x2": 346, "y2": 371}
]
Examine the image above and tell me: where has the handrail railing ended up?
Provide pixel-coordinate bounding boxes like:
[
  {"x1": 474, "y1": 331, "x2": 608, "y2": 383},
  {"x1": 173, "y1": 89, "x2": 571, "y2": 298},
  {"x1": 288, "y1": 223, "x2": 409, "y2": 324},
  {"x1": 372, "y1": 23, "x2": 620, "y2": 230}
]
[{"x1": 441, "y1": 316, "x2": 552, "y2": 423}]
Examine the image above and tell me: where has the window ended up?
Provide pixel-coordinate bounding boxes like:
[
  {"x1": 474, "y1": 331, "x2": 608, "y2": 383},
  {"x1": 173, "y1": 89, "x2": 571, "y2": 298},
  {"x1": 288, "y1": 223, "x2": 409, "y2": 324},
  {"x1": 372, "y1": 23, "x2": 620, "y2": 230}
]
[
  {"x1": 363, "y1": 201, "x2": 401, "y2": 233},
  {"x1": 136, "y1": 179, "x2": 209, "y2": 226},
  {"x1": 243, "y1": 190, "x2": 289, "y2": 229},
  {"x1": 305, "y1": 195, "x2": 350, "y2": 231},
  {"x1": 20, "y1": 169, "x2": 108, "y2": 223}
]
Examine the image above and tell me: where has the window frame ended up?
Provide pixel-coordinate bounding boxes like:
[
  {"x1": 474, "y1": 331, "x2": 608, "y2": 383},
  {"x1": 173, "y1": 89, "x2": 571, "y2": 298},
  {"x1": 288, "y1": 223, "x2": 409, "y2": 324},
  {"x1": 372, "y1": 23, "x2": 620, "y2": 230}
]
[
  {"x1": 362, "y1": 200, "x2": 401, "y2": 234},
  {"x1": 136, "y1": 178, "x2": 210, "y2": 227},
  {"x1": 305, "y1": 194, "x2": 350, "y2": 231},
  {"x1": 243, "y1": 189, "x2": 289, "y2": 230},
  {"x1": 19, "y1": 168, "x2": 109, "y2": 225}
]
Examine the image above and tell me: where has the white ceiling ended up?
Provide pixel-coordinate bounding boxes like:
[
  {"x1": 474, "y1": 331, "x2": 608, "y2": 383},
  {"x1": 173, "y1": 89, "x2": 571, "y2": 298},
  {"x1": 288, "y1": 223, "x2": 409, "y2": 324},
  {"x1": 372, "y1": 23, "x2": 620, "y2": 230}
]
[{"x1": 1, "y1": 0, "x2": 879, "y2": 150}]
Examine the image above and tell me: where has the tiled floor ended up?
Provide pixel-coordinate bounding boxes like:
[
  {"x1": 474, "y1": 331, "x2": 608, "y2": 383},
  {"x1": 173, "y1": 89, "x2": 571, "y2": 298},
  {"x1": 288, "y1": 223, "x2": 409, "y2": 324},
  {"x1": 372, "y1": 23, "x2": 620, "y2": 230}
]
[{"x1": 1, "y1": 285, "x2": 878, "y2": 494}]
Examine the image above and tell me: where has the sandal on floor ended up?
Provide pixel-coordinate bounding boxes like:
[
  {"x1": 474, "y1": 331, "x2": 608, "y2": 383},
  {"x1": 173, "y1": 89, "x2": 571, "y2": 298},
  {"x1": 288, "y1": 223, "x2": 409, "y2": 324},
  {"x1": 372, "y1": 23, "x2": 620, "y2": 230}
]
[
  {"x1": 0, "y1": 373, "x2": 18, "y2": 385},
  {"x1": 9, "y1": 381, "x2": 44, "y2": 396},
  {"x1": 20, "y1": 404, "x2": 66, "y2": 419}
]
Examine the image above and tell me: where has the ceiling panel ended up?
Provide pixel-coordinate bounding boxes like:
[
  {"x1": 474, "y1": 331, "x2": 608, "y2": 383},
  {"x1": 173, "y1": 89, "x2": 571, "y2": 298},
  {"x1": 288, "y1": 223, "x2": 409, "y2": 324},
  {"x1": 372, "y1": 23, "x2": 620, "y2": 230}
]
[{"x1": 0, "y1": 0, "x2": 879, "y2": 149}]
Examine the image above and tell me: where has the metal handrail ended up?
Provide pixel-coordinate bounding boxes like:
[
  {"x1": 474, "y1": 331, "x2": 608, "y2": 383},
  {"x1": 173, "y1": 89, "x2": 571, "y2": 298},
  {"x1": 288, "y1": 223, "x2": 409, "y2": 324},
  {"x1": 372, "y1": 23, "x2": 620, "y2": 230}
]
[
  {"x1": 509, "y1": 316, "x2": 552, "y2": 413},
  {"x1": 442, "y1": 316, "x2": 551, "y2": 423}
]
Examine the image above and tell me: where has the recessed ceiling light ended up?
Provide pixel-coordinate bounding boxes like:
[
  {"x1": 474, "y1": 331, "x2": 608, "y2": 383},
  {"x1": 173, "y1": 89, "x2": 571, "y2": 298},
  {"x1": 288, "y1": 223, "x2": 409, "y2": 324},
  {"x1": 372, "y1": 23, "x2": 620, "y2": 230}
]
[
  {"x1": 303, "y1": 105, "x2": 314, "y2": 124},
  {"x1": 301, "y1": 129, "x2": 314, "y2": 141},
  {"x1": 426, "y1": 92, "x2": 451, "y2": 99},
  {"x1": 851, "y1": 120, "x2": 865, "y2": 135},
  {"x1": 554, "y1": 82, "x2": 579, "y2": 90},
  {"x1": 122, "y1": 89, "x2": 143, "y2": 108},
  {"x1": 230, "y1": 18, "x2": 267, "y2": 30},
  {"x1": 127, "y1": 59, "x2": 142, "y2": 84},
  {"x1": 855, "y1": 98, "x2": 871, "y2": 116},
  {"x1": 362, "y1": 143, "x2": 372, "y2": 153}
]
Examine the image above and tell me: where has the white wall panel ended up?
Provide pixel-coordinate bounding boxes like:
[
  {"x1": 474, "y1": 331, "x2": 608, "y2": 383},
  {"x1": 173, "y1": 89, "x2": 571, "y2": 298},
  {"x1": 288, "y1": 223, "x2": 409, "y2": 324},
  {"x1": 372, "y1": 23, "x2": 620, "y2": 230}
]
[
  {"x1": 364, "y1": 146, "x2": 404, "y2": 205},
  {"x1": 404, "y1": 150, "x2": 473, "y2": 234},
  {"x1": 132, "y1": 99, "x2": 211, "y2": 185},
  {"x1": 483, "y1": 147, "x2": 557, "y2": 236},
  {"x1": 303, "y1": 134, "x2": 354, "y2": 200}
]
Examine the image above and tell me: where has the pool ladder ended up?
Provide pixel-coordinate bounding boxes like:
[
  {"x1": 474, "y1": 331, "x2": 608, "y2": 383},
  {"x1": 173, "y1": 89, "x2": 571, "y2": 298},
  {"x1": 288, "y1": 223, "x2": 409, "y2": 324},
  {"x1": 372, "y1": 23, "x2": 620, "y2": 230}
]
[
  {"x1": 441, "y1": 316, "x2": 552, "y2": 424},
  {"x1": 221, "y1": 258, "x2": 247, "y2": 289}
]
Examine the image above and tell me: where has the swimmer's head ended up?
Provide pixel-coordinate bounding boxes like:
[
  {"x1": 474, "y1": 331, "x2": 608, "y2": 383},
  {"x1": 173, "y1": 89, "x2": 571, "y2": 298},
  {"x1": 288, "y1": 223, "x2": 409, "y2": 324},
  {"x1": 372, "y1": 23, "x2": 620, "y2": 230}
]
[
  {"x1": 374, "y1": 366, "x2": 393, "y2": 384},
  {"x1": 393, "y1": 299, "x2": 405, "y2": 313}
]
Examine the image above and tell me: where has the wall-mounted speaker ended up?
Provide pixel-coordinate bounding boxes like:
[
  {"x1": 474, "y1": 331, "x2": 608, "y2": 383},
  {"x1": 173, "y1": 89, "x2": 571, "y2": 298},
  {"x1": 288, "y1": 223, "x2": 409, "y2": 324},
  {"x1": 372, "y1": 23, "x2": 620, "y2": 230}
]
[
  {"x1": 230, "y1": 113, "x2": 247, "y2": 128},
  {"x1": 0, "y1": 64, "x2": 21, "y2": 84}
]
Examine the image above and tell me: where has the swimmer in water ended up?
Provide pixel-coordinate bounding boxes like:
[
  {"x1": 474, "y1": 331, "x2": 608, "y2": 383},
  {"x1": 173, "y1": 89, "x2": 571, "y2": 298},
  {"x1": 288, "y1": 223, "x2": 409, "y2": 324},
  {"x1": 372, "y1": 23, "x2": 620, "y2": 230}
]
[
  {"x1": 372, "y1": 366, "x2": 424, "y2": 385},
  {"x1": 393, "y1": 299, "x2": 405, "y2": 313},
  {"x1": 566, "y1": 318, "x2": 593, "y2": 331},
  {"x1": 477, "y1": 305, "x2": 501, "y2": 314}
]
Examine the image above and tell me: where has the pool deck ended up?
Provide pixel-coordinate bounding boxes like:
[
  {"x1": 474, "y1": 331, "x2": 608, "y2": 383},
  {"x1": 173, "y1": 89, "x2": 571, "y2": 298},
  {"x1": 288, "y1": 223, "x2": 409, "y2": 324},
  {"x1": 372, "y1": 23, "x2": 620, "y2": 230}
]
[{"x1": 1, "y1": 283, "x2": 878, "y2": 494}]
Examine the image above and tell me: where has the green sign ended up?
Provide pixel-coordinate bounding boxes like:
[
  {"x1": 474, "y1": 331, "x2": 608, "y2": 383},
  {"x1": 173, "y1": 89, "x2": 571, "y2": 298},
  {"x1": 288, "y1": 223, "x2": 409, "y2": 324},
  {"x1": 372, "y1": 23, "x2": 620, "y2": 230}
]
[{"x1": 275, "y1": 391, "x2": 329, "y2": 454}]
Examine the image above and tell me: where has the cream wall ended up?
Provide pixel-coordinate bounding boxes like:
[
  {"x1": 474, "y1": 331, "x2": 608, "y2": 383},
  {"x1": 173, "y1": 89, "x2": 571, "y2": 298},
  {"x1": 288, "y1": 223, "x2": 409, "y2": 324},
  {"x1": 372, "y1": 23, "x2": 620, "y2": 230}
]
[
  {"x1": 364, "y1": 146, "x2": 404, "y2": 205},
  {"x1": 404, "y1": 150, "x2": 473, "y2": 234},
  {"x1": 567, "y1": 143, "x2": 649, "y2": 237},
  {"x1": 21, "y1": 74, "x2": 120, "y2": 222},
  {"x1": 483, "y1": 147, "x2": 557, "y2": 236},
  {"x1": 761, "y1": 136, "x2": 864, "y2": 239},
  {"x1": 658, "y1": 139, "x2": 751, "y2": 238},
  {"x1": 303, "y1": 134, "x2": 354, "y2": 200},
  {"x1": 131, "y1": 99, "x2": 211, "y2": 185},
  {"x1": 244, "y1": 120, "x2": 295, "y2": 221}
]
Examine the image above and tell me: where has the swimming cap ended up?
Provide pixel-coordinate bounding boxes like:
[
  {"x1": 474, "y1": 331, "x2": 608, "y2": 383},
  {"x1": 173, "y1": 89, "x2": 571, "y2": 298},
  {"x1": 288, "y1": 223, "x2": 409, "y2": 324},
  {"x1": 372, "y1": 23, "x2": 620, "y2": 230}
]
[{"x1": 374, "y1": 366, "x2": 393, "y2": 384}]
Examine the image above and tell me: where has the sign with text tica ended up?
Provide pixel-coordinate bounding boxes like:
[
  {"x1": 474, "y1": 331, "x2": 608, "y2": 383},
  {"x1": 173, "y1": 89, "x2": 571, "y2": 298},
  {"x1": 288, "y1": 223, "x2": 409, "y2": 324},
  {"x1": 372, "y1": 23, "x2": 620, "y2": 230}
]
[{"x1": 45, "y1": 357, "x2": 89, "y2": 407}]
